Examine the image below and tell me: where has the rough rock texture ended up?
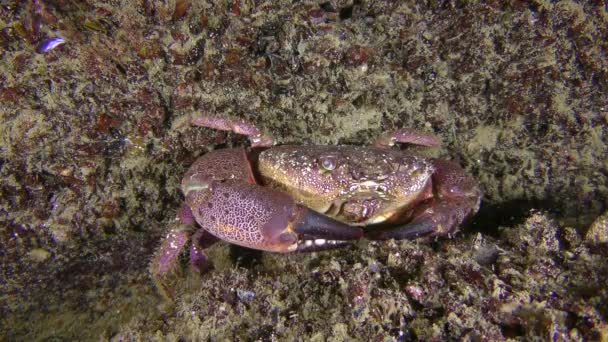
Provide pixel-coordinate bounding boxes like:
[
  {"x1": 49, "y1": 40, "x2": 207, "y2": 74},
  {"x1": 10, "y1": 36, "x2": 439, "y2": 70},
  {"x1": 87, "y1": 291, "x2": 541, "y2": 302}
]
[{"x1": 1, "y1": 0, "x2": 606, "y2": 340}]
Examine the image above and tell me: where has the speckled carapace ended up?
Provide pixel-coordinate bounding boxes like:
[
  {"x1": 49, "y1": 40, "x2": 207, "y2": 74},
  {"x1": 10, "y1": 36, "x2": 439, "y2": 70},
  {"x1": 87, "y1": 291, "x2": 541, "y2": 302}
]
[{"x1": 258, "y1": 145, "x2": 435, "y2": 225}]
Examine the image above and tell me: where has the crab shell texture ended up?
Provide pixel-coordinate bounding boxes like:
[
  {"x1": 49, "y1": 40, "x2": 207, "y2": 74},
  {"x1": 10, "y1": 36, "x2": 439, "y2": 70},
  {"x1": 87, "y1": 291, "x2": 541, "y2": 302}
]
[{"x1": 257, "y1": 145, "x2": 436, "y2": 226}]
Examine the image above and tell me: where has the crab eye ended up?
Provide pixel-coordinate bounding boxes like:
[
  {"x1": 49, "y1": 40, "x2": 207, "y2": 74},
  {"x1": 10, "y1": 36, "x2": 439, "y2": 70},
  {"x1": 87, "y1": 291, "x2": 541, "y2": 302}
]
[{"x1": 319, "y1": 156, "x2": 337, "y2": 171}]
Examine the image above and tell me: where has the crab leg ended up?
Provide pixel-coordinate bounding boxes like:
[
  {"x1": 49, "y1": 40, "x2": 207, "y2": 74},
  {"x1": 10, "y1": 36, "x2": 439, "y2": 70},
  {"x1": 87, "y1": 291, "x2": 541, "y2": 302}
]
[
  {"x1": 191, "y1": 115, "x2": 274, "y2": 147},
  {"x1": 373, "y1": 128, "x2": 440, "y2": 148},
  {"x1": 149, "y1": 205, "x2": 199, "y2": 299},
  {"x1": 151, "y1": 226, "x2": 191, "y2": 277},
  {"x1": 189, "y1": 229, "x2": 219, "y2": 273},
  {"x1": 367, "y1": 159, "x2": 481, "y2": 240}
]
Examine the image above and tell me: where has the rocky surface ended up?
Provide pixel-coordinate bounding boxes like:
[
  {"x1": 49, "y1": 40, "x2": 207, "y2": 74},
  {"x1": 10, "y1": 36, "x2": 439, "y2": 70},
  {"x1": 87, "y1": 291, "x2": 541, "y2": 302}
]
[{"x1": 1, "y1": 1, "x2": 606, "y2": 340}]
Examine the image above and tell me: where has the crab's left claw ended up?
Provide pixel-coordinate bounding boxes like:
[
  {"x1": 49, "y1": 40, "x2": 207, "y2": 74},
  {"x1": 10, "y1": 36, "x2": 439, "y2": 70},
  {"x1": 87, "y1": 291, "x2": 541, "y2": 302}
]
[
  {"x1": 184, "y1": 179, "x2": 362, "y2": 253},
  {"x1": 366, "y1": 159, "x2": 481, "y2": 240}
]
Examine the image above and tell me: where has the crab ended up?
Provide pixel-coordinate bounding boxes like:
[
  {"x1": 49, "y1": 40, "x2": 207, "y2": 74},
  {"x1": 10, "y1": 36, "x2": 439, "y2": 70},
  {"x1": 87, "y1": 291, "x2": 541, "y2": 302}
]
[{"x1": 151, "y1": 115, "x2": 481, "y2": 296}]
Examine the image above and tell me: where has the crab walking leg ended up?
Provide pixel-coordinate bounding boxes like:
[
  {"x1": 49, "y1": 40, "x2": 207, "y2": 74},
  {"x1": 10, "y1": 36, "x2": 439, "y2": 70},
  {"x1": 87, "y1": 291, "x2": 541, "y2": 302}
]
[
  {"x1": 367, "y1": 159, "x2": 481, "y2": 240},
  {"x1": 189, "y1": 229, "x2": 219, "y2": 273},
  {"x1": 149, "y1": 205, "x2": 198, "y2": 299},
  {"x1": 150, "y1": 228, "x2": 190, "y2": 299},
  {"x1": 151, "y1": 205, "x2": 197, "y2": 275},
  {"x1": 191, "y1": 115, "x2": 274, "y2": 147},
  {"x1": 150, "y1": 207, "x2": 220, "y2": 299},
  {"x1": 373, "y1": 128, "x2": 441, "y2": 148},
  {"x1": 151, "y1": 227, "x2": 190, "y2": 277}
]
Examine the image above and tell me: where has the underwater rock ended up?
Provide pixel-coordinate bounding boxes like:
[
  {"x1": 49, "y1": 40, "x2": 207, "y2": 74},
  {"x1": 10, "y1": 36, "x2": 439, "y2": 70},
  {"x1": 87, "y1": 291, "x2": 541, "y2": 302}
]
[{"x1": 585, "y1": 210, "x2": 608, "y2": 245}]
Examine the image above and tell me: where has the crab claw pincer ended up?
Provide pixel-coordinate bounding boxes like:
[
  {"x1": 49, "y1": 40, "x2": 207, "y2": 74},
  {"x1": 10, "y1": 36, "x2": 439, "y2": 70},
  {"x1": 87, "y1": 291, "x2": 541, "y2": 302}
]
[
  {"x1": 183, "y1": 178, "x2": 362, "y2": 254},
  {"x1": 290, "y1": 206, "x2": 363, "y2": 252}
]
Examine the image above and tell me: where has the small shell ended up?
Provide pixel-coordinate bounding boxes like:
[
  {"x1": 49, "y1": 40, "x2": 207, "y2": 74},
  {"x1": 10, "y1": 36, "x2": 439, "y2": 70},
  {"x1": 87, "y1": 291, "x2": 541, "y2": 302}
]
[{"x1": 36, "y1": 37, "x2": 65, "y2": 53}]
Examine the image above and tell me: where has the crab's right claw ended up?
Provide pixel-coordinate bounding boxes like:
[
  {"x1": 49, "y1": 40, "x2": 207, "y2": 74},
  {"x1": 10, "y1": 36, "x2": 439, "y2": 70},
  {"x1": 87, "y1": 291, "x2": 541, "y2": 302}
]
[{"x1": 185, "y1": 180, "x2": 362, "y2": 253}]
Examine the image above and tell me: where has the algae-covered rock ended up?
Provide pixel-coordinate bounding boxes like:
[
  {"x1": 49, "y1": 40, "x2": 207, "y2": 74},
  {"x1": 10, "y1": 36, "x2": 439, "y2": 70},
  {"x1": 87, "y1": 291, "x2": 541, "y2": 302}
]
[
  {"x1": 1, "y1": 0, "x2": 607, "y2": 340},
  {"x1": 586, "y1": 211, "x2": 608, "y2": 245}
]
